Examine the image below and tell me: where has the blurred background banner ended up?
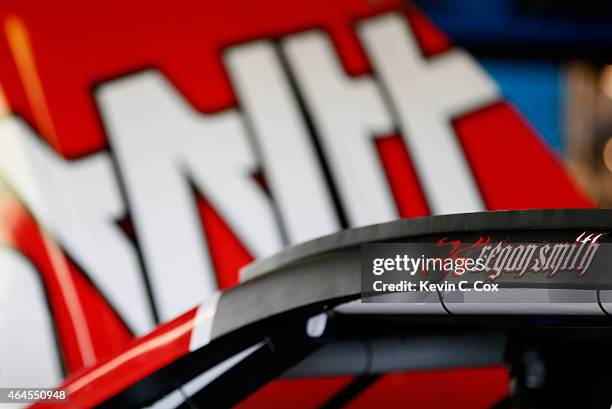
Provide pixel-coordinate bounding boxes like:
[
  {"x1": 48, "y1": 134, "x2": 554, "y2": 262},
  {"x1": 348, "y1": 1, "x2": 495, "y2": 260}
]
[
  {"x1": 0, "y1": 0, "x2": 605, "y2": 404},
  {"x1": 417, "y1": 0, "x2": 612, "y2": 205}
]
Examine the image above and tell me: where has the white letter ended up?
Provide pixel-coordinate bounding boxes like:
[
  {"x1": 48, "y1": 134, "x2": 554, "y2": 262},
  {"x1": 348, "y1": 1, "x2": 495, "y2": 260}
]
[
  {"x1": 0, "y1": 116, "x2": 154, "y2": 334},
  {"x1": 283, "y1": 32, "x2": 397, "y2": 227},
  {"x1": 97, "y1": 71, "x2": 282, "y2": 320},
  {"x1": 359, "y1": 14, "x2": 499, "y2": 214},
  {"x1": 225, "y1": 41, "x2": 339, "y2": 243},
  {"x1": 0, "y1": 249, "x2": 62, "y2": 388}
]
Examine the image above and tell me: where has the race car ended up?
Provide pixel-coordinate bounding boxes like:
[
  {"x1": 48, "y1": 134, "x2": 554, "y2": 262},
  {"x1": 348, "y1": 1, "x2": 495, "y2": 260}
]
[{"x1": 33, "y1": 208, "x2": 612, "y2": 409}]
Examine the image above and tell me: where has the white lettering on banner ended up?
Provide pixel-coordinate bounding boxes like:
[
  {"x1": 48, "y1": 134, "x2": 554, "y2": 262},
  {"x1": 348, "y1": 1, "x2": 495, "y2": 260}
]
[
  {"x1": 0, "y1": 117, "x2": 154, "y2": 335},
  {"x1": 359, "y1": 14, "x2": 499, "y2": 214},
  {"x1": 0, "y1": 249, "x2": 62, "y2": 387},
  {"x1": 283, "y1": 32, "x2": 397, "y2": 227},
  {"x1": 96, "y1": 71, "x2": 282, "y2": 321},
  {"x1": 225, "y1": 41, "x2": 339, "y2": 243},
  {"x1": 0, "y1": 13, "x2": 500, "y2": 338}
]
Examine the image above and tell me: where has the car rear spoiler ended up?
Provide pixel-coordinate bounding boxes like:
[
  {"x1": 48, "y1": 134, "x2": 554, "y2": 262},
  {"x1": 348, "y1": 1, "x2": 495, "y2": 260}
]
[{"x1": 35, "y1": 209, "x2": 611, "y2": 408}]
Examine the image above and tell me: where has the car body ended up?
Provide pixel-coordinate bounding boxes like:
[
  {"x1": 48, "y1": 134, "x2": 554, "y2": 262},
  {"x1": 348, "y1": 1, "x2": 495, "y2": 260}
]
[{"x1": 31, "y1": 209, "x2": 612, "y2": 409}]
